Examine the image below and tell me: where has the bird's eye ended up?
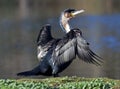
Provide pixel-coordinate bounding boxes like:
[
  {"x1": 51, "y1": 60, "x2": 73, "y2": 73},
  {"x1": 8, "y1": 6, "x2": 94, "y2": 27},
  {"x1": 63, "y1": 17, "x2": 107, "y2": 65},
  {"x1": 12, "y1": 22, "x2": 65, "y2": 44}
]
[{"x1": 64, "y1": 13, "x2": 70, "y2": 18}]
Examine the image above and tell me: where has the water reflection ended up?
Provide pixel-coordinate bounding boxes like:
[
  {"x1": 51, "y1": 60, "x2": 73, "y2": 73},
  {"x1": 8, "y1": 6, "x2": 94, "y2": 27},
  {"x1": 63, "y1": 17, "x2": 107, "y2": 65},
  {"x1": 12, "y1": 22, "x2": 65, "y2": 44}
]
[
  {"x1": 102, "y1": 36, "x2": 120, "y2": 52},
  {"x1": 0, "y1": 1, "x2": 120, "y2": 79}
]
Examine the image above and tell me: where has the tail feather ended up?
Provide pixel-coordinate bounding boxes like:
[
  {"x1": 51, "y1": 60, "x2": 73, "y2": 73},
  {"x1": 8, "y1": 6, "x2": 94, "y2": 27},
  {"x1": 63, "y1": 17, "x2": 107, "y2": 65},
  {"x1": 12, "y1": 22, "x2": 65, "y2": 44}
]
[{"x1": 17, "y1": 65, "x2": 42, "y2": 76}]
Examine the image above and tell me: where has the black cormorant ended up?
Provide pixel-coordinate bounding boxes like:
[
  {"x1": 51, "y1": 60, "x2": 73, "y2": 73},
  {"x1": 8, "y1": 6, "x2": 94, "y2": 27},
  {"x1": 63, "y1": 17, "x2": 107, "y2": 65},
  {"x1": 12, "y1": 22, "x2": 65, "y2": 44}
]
[{"x1": 17, "y1": 9, "x2": 102, "y2": 77}]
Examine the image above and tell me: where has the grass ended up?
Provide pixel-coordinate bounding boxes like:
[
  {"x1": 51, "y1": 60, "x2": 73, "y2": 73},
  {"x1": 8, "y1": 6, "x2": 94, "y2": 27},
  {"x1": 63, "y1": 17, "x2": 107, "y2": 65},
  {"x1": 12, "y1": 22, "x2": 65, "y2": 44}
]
[{"x1": 0, "y1": 76, "x2": 120, "y2": 89}]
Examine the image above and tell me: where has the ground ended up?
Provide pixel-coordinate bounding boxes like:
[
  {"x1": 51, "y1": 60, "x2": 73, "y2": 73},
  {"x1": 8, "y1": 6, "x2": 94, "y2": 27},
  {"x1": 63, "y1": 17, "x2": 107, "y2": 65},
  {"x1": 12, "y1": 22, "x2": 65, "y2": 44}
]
[{"x1": 0, "y1": 76, "x2": 120, "y2": 89}]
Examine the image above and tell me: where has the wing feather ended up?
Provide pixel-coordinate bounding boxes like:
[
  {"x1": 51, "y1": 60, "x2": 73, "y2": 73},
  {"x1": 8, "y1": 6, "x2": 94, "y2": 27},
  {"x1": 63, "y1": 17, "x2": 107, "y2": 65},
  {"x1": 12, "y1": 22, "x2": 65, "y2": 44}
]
[
  {"x1": 76, "y1": 35, "x2": 102, "y2": 65},
  {"x1": 52, "y1": 37, "x2": 77, "y2": 66},
  {"x1": 37, "y1": 24, "x2": 54, "y2": 61},
  {"x1": 51, "y1": 29, "x2": 102, "y2": 67}
]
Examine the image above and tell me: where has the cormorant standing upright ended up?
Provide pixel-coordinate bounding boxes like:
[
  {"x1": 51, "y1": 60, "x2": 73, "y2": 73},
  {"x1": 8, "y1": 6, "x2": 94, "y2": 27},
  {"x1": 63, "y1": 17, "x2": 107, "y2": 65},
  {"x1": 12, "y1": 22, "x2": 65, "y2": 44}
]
[{"x1": 17, "y1": 9, "x2": 102, "y2": 77}]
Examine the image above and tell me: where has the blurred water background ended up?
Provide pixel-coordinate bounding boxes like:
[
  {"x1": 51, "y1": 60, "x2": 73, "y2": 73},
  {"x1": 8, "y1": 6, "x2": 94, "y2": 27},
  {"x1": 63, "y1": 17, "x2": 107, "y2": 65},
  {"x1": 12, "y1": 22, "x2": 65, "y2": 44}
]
[{"x1": 0, "y1": 0, "x2": 120, "y2": 79}]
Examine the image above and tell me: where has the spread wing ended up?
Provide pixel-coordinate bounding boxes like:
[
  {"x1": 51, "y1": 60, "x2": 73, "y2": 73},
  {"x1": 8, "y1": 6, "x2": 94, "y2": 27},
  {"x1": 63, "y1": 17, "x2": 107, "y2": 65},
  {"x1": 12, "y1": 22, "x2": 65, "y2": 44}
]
[
  {"x1": 52, "y1": 29, "x2": 102, "y2": 67},
  {"x1": 37, "y1": 24, "x2": 54, "y2": 61},
  {"x1": 37, "y1": 24, "x2": 53, "y2": 46},
  {"x1": 76, "y1": 35, "x2": 102, "y2": 65}
]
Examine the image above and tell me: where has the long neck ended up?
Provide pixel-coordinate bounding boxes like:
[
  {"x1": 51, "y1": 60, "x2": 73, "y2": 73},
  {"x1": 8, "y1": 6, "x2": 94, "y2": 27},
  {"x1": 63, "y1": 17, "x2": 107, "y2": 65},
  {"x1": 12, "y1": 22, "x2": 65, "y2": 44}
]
[{"x1": 60, "y1": 15, "x2": 71, "y2": 33}]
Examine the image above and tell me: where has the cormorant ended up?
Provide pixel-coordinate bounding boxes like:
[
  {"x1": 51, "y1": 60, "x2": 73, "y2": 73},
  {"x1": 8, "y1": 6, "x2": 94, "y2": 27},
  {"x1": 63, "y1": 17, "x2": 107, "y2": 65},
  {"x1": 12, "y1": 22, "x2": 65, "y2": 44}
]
[{"x1": 17, "y1": 9, "x2": 102, "y2": 77}]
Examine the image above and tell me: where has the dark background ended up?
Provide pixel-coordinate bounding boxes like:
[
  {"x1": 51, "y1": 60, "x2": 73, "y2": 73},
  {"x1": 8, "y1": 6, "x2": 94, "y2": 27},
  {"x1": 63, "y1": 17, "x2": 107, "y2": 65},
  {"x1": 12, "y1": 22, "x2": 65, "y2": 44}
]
[{"x1": 0, "y1": 0, "x2": 120, "y2": 79}]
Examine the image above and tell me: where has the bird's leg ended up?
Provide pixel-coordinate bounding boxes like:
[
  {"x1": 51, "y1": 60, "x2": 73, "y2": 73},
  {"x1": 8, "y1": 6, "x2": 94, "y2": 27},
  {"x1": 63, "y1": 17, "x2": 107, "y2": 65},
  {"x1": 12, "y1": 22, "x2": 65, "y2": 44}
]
[
  {"x1": 52, "y1": 66, "x2": 59, "y2": 77},
  {"x1": 53, "y1": 74, "x2": 59, "y2": 77}
]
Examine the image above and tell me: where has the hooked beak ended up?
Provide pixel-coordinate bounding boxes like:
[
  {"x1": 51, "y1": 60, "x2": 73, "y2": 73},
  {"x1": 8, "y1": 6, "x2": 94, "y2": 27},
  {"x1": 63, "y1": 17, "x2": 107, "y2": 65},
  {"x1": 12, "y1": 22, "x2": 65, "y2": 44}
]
[{"x1": 72, "y1": 9, "x2": 85, "y2": 16}]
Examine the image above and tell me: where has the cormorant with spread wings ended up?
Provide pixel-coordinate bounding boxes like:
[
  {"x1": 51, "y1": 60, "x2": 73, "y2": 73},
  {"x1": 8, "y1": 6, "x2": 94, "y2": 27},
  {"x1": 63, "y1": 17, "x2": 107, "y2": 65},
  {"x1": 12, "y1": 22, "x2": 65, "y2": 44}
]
[{"x1": 17, "y1": 9, "x2": 102, "y2": 77}]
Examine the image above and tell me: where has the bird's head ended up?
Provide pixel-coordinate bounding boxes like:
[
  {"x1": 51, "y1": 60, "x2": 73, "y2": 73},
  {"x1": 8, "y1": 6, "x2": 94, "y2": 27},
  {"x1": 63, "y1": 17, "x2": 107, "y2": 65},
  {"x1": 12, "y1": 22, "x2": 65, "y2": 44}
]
[
  {"x1": 60, "y1": 8, "x2": 84, "y2": 33},
  {"x1": 62, "y1": 8, "x2": 84, "y2": 21}
]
